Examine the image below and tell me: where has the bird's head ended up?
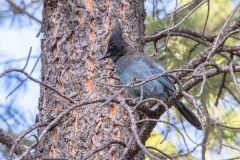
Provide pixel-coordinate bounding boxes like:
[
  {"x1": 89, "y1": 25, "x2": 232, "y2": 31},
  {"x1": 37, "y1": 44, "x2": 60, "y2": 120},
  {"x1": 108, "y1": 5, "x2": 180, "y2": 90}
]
[{"x1": 99, "y1": 25, "x2": 127, "y2": 62}]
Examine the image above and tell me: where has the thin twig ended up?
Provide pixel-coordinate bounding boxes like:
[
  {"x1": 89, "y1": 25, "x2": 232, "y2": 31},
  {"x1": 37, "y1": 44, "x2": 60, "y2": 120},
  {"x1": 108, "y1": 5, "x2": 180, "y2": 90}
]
[
  {"x1": 18, "y1": 98, "x2": 120, "y2": 159},
  {"x1": 6, "y1": 52, "x2": 41, "y2": 98},
  {"x1": 144, "y1": 0, "x2": 207, "y2": 41},
  {"x1": 0, "y1": 68, "x2": 75, "y2": 103},
  {"x1": 82, "y1": 140, "x2": 126, "y2": 160},
  {"x1": 201, "y1": 0, "x2": 210, "y2": 37},
  {"x1": 122, "y1": 103, "x2": 161, "y2": 160}
]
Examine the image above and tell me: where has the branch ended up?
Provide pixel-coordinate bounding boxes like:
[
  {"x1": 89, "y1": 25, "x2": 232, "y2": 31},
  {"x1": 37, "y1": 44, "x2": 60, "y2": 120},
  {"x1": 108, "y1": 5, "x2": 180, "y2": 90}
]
[
  {"x1": 224, "y1": 85, "x2": 240, "y2": 103},
  {"x1": 122, "y1": 103, "x2": 162, "y2": 160},
  {"x1": 19, "y1": 96, "x2": 121, "y2": 159},
  {"x1": 82, "y1": 140, "x2": 126, "y2": 160},
  {"x1": 124, "y1": 62, "x2": 240, "y2": 158},
  {"x1": 0, "y1": 68, "x2": 75, "y2": 103},
  {"x1": 6, "y1": 0, "x2": 41, "y2": 24},
  {"x1": 183, "y1": 64, "x2": 240, "y2": 91},
  {"x1": 144, "y1": 27, "x2": 215, "y2": 43},
  {"x1": 9, "y1": 122, "x2": 48, "y2": 159},
  {"x1": 217, "y1": 123, "x2": 240, "y2": 130},
  {"x1": 176, "y1": 17, "x2": 240, "y2": 78},
  {"x1": 0, "y1": 128, "x2": 31, "y2": 158},
  {"x1": 144, "y1": 0, "x2": 207, "y2": 43},
  {"x1": 202, "y1": 0, "x2": 210, "y2": 36},
  {"x1": 144, "y1": 16, "x2": 240, "y2": 81}
]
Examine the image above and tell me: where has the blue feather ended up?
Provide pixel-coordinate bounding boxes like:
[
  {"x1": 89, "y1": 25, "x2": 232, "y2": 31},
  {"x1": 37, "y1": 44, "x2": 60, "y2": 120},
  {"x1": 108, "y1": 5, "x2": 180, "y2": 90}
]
[{"x1": 101, "y1": 25, "x2": 202, "y2": 130}]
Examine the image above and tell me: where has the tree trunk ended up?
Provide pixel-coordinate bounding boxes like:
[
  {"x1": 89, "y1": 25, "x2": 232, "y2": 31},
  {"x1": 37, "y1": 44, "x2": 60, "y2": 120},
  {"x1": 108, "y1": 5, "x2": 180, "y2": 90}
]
[{"x1": 37, "y1": 0, "x2": 145, "y2": 159}]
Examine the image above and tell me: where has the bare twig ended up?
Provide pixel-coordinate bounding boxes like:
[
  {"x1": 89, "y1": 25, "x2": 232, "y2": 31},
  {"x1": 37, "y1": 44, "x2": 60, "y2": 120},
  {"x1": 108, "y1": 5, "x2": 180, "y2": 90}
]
[
  {"x1": 229, "y1": 62, "x2": 240, "y2": 95},
  {"x1": 82, "y1": 140, "x2": 126, "y2": 160},
  {"x1": 206, "y1": 2, "x2": 240, "y2": 60},
  {"x1": 122, "y1": 103, "x2": 161, "y2": 160},
  {"x1": 146, "y1": 146, "x2": 173, "y2": 160},
  {"x1": 6, "y1": 0, "x2": 41, "y2": 24},
  {"x1": 6, "y1": 51, "x2": 41, "y2": 98},
  {"x1": 224, "y1": 85, "x2": 240, "y2": 103},
  {"x1": 9, "y1": 122, "x2": 47, "y2": 159},
  {"x1": 137, "y1": 118, "x2": 190, "y2": 152},
  {"x1": 22, "y1": 47, "x2": 32, "y2": 71},
  {"x1": 0, "y1": 68, "x2": 75, "y2": 103},
  {"x1": 216, "y1": 123, "x2": 240, "y2": 130},
  {"x1": 222, "y1": 144, "x2": 240, "y2": 152},
  {"x1": 0, "y1": 128, "x2": 31, "y2": 158},
  {"x1": 144, "y1": 0, "x2": 207, "y2": 42},
  {"x1": 202, "y1": 0, "x2": 210, "y2": 37},
  {"x1": 18, "y1": 98, "x2": 120, "y2": 159}
]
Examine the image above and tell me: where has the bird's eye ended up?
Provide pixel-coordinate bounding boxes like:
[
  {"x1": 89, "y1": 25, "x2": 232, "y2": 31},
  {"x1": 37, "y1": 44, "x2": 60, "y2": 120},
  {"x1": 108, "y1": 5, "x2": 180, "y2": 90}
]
[{"x1": 109, "y1": 45, "x2": 115, "y2": 50}]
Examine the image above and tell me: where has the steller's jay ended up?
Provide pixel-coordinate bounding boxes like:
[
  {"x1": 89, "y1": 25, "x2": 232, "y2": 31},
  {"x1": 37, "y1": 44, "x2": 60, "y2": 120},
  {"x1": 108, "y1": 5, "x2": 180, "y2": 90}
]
[{"x1": 99, "y1": 25, "x2": 202, "y2": 130}]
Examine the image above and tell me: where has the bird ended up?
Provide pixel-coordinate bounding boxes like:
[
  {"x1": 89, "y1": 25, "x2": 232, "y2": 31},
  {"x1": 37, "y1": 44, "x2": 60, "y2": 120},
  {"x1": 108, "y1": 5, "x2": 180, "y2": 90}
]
[{"x1": 99, "y1": 25, "x2": 202, "y2": 130}]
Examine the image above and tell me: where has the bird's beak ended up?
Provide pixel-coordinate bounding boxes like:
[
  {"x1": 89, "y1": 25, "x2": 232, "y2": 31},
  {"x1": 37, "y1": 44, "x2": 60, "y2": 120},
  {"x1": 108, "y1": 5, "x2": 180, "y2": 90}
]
[{"x1": 98, "y1": 51, "x2": 111, "y2": 61}]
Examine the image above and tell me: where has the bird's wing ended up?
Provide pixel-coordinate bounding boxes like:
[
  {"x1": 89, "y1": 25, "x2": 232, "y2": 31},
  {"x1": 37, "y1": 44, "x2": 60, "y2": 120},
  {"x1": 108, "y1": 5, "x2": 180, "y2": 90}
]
[
  {"x1": 134, "y1": 56, "x2": 202, "y2": 130},
  {"x1": 138, "y1": 56, "x2": 176, "y2": 94}
]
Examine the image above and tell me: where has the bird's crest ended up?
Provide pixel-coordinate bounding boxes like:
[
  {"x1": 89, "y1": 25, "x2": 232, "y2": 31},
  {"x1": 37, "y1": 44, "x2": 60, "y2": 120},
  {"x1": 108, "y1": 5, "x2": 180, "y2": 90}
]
[{"x1": 109, "y1": 24, "x2": 123, "y2": 43}]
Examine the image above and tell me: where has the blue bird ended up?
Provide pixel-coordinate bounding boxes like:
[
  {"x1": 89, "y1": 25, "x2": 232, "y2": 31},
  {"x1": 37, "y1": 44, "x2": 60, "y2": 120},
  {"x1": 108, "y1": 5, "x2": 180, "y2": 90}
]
[{"x1": 99, "y1": 26, "x2": 202, "y2": 130}]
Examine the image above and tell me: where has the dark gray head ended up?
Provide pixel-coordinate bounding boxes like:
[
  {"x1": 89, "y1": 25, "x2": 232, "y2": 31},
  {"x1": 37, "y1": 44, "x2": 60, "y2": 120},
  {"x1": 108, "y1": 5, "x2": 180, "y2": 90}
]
[{"x1": 99, "y1": 25, "x2": 128, "y2": 62}]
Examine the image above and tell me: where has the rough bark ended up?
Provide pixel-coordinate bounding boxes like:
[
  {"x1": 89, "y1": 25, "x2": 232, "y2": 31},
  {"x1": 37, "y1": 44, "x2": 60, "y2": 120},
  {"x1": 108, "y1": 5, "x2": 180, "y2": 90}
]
[{"x1": 37, "y1": 0, "x2": 145, "y2": 159}]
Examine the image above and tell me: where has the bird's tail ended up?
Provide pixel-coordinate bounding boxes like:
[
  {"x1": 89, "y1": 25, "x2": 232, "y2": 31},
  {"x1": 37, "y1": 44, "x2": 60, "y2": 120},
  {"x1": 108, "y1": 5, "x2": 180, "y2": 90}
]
[{"x1": 174, "y1": 100, "x2": 202, "y2": 130}]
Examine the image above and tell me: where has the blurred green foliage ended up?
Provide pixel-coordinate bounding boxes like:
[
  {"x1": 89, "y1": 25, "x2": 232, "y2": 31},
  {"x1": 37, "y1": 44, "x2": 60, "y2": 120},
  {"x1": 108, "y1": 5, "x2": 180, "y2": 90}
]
[{"x1": 144, "y1": 0, "x2": 240, "y2": 159}]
